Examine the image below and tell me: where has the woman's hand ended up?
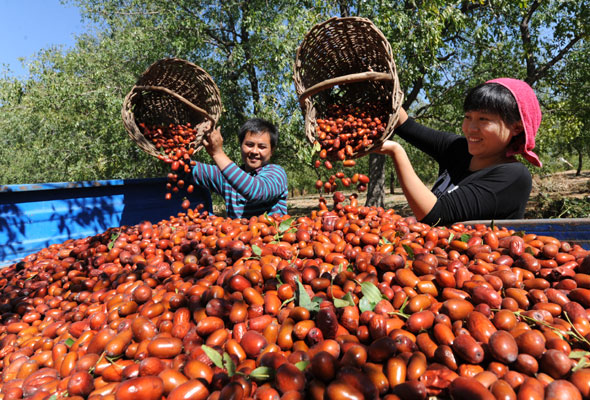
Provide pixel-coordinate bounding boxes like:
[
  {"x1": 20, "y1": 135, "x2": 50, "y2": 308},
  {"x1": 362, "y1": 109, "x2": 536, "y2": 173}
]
[
  {"x1": 373, "y1": 138, "x2": 437, "y2": 221},
  {"x1": 372, "y1": 140, "x2": 400, "y2": 156},
  {"x1": 371, "y1": 107, "x2": 407, "y2": 155}
]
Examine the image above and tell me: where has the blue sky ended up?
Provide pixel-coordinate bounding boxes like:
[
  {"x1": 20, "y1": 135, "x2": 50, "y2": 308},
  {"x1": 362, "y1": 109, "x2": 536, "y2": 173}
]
[{"x1": 1, "y1": 0, "x2": 87, "y2": 78}]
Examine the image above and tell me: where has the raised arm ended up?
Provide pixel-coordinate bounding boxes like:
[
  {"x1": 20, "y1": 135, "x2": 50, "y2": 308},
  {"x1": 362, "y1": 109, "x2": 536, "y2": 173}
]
[
  {"x1": 203, "y1": 128, "x2": 232, "y2": 171},
  {"x1": 373, "y1": 140, "x2": 437, "y2": 220}
]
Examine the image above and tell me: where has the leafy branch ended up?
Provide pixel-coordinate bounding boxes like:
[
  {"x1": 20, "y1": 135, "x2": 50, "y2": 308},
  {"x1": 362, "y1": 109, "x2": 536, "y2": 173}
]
[
  {"x1": 358, "y1": 281, "x2": 388, "y2": 313},
  {"x1": 460, "y1": 233, "x2": 471, "y2": 242},
  {"x1": 271, "y1": 217, "x2": 296, "y2": 243},
  {"x1": 294, "y1": 277, "x2": 322, "y2": 313},
  {"x1": 330, "y1": 270, "x2": 355, "y2": 308},
  {"x1": 200, "y1": 345, "x2": 308, "y2": 382},
  {"x1": 402, "y1": 244, "x2": 415, "y2": 260},
  {"x1": 492, "y1": 309, "x2": 590, "y2": 348},
  {"x1": 107, "y1": 231, "x2": 120, "y2": 250},
  {"x1": 250, "y1": 244, "x2": 262, "y2": 259},
  {"x1": 47, "y1": 391, "x2": 69, "y2": 400},
  {"x1": 388, "y1": 296, "x2": 410, "y2": 320},
  {"x1": 201, "y1": 345, "x2": 237, "y2": 377},
  {"x1": 88, "y1": 351, "x2": 122, "y2": 375},
  {"x1": 493, "y1": 309, "x2": 566, "y2": 340},
  {"x1": 563, "y1": 311, "x2": 590, "y2": 348},
  {"x1": 569, "y1": 350, "x2": 590, "y2": 372}
]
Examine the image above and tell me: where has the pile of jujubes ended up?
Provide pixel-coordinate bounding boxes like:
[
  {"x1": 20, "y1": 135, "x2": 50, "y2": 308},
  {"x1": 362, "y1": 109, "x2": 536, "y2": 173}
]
[
  {"x1": 140, "y1": 122, "x2": 197, "y2": 207},
  {"x1": 315, "y1": 103, "x2": 388, "y2": 161},
  {"x1": 312, "y1": 103, "x2": 389, "y2": 195},
  {"x1": 1, "y1": 199, "x2": 590, "y2": 400}
]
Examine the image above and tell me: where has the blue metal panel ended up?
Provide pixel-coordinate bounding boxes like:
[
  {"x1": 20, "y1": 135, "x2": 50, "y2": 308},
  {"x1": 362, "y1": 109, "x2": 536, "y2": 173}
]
[
  {"x1": 0, "y1": 178, "x2": 212, "y2": 267},
  {"x1": 463, "y1": 218, "x2": 590, "y2": 250}
]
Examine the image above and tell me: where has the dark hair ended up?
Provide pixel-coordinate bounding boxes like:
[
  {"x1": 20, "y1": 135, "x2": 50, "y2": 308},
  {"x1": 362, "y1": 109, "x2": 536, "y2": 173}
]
[
  {"x1": 463, "y1": 83, "x2": 521, "y2": 124},
  {"x1": 238, "y1": 118, "x2": 279, "y2": 149}
]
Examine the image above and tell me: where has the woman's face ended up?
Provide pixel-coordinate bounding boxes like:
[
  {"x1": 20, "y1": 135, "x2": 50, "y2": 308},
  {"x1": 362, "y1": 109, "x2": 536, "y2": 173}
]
[
  {"x1": 241, "y1": 131, "x2": 273, "y2": 172},
  {"x1": 462, "y1": 110, "x2": 522, "y2": 164}
]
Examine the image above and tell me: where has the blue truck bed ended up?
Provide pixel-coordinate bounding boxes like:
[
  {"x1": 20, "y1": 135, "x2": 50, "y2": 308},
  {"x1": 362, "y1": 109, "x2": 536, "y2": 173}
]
[
  {"x1": 0, "y1": 178, "x2": 212, "y2": 268},
  {"x1": 463, "y1": 218, "x2": 590, "y2": 250}
]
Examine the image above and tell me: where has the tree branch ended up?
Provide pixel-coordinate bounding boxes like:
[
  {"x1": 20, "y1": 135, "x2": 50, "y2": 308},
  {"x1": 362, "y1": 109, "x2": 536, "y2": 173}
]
[
  {"x1": 437, "y1": 52, "x2": 456, "y2": 62},
  {"x1": 520, "y1": 0, "x2": 541, "y2": 80},
  {"x1": 528, "y1": 34, "x2": 584, "y2": 85},
  {"x1": 460, "y1": 0, "x2": 483, "y2": 13},
  {"x1": 403, "y1": 67, "x2": 425, "y2": 109},
  {"x1": 239, "y1": 0, "x2": 260, "y2": 114},
  {"x1": 338, "y1": 0, "x2": 351, "y2": 17},
  {"x1": 177, "y1": 4, "x2": 236, "y2": 53}
]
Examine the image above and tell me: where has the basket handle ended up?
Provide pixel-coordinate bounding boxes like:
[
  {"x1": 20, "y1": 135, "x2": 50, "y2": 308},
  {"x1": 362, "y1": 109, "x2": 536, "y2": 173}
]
[
  {"x1": 133, "y1": 85, "x2": 216, "y2": 124},
  {"x1": 298, "y1": 71, "x2": 393, "y2": 109}
]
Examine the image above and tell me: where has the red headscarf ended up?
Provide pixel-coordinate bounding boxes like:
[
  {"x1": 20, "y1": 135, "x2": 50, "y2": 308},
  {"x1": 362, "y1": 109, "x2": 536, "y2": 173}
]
[{"x1": 485, "y1": 78, "x2": 542, "y2": 167}]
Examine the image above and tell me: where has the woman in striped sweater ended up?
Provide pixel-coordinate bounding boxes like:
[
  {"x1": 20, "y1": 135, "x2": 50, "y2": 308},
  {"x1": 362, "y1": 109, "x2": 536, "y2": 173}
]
[{"x1": 192, "y1": 118, "x2": 288, "y2": 219}]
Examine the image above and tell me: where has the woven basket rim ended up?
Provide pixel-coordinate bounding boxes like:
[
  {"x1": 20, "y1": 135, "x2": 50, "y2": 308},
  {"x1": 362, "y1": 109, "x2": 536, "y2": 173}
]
[
  {"x1": 293, "y1": 17, "x2": 403, "y2": 159},
  {"x1": 121, "y1": 58, "x2": 222, "y2": 158},
  {"x1": 293, "y1": 16, "x2": 397, "y2": 93}
]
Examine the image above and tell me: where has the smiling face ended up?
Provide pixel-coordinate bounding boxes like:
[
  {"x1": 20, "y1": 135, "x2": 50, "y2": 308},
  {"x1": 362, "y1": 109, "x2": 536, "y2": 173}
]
[
  {"x1": 462, "y1": 110, "x2": 523, "y2": 169},
  {"x1": 240, "y1": 131, "x2": 273, "y2": 172}
]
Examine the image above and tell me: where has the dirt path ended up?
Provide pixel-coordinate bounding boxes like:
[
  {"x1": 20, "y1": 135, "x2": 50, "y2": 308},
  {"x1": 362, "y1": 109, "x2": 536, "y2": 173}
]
[{"x1": 531, "y1": 170, "x2": 590, "y2": 199}]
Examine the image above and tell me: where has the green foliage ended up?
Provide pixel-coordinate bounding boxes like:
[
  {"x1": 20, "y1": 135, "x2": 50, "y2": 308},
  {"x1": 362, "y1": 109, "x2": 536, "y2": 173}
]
[
  {"x1": 526, "y1": 194, "x2": 590, "y2": 219},
  {"x1": 294, "y1": 277, "x2": 323, "y2": 313},
  {"x1": 358, "y1": 281, "x2": 386, "y2": 313},
  {"x1": 0, "y1": 25, "x2": 170, "y2": 183}
]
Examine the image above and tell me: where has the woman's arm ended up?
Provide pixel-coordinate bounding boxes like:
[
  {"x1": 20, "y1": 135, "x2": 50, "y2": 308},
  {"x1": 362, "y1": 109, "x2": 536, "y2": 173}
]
[
  {"x1": 373, "y1": 140, "x2": 437, "y2": 221},
  {"x1": 395, "y1": 107, "x2": 409, "y2": 128},
  {"x1": 394, "y1": 111, "x2": 463, "y2": 163}
]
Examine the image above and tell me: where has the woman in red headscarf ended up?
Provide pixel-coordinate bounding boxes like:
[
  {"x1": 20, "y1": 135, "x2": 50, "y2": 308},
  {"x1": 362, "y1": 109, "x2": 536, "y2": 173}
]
[{"x1": 374, "y1": 78, "x2": 542, "y2": 226}]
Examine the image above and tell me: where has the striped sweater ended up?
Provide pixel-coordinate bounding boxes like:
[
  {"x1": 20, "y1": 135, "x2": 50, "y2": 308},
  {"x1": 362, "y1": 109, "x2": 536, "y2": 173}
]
[{"x1": 192, "y1": 161, "x2": 288, "y2": 219}]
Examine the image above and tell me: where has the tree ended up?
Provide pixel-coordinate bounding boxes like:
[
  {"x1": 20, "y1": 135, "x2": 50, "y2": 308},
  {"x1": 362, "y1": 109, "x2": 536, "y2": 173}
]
[
  {"x1": 543, "y1": 39, "x2": 590, "y2": 175},
  {"x1": 0, "y1": 28, "x2": 170, "y2": 183}
]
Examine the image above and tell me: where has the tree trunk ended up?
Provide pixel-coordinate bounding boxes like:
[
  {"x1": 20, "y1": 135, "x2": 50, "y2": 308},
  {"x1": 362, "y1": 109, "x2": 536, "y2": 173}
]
[
  {"x1": 577, "y1": 147, "x2": 583, "y2": 176},
  {"x1": 240, "y1": 4, "x2": 260, "y2": 115},
  {"x1": 365, "y1": 153, "x2": 386, "y2": 207},
  {"x1": 389, "y1": 170, "x2": 396, "y2": 194},
  {"x1": 337, "y1": 0, "x2": 351, "y2": 17}
]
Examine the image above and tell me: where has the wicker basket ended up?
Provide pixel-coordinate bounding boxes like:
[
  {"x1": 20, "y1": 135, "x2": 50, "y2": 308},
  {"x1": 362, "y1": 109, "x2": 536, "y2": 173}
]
[
  {"x1": 293, "y1": 17, "x2": 403, "y2": 159},
  {"x1": 122, "y1": 58, "x2": 222, "y2": 157}
]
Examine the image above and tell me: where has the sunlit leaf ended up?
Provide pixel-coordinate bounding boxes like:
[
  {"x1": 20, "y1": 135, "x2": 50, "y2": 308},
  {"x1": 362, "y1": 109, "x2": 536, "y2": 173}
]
[
  {"x1": 333, "y1": 292, "x2": 355, "y2": 308},
  {"x1": 249, "y1": 366, "x2": 273, "y2": 381},
  {"x1": 251, "y1": 244, "x2": 262, "y2": 257},
  {"x1": 201, "y1": 345, "x2": 223, "y2": 369}
]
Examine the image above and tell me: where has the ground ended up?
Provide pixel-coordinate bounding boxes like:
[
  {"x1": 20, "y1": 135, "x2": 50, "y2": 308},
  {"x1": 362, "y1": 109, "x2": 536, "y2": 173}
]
[
  {"x1": 286, "y1": 170, "x2": 590, "y2": 219},
  {"x1": 530, "y1": 170, "x2": 590, "y2": 200}
]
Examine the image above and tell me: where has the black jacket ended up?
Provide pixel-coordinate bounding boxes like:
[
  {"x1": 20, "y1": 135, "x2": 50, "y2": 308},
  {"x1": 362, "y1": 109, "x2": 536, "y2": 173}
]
[{"x1": 395, "y1": 118, "x2": 531, "y2": 226}]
